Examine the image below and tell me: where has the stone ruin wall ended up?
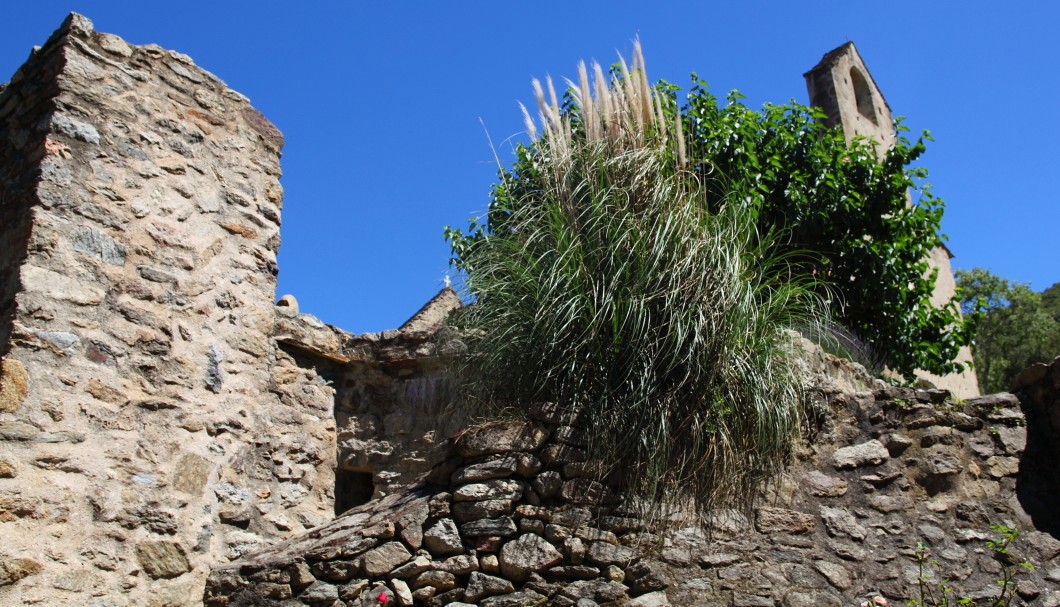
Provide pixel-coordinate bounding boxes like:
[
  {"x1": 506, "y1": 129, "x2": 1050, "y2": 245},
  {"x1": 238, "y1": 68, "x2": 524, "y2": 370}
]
[
  {"x1": 0, "y1": 14, "x2": 1056, "y2": 607},
  {"x1": 204, "y1": 361, "x2": 1060, "y2": 607},
  {"x1": 0, "y1": 15, "x2": 338, "y2": 606}
]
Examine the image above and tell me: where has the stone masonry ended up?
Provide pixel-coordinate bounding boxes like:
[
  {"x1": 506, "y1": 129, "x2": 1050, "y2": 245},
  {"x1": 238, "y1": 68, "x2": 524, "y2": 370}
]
[
  {"x1": 0, "y1": 15, "x2": 335, "y2": 606},
  {"x1": 204, "y1": 358, "x2": 1060, "y2": 606}
]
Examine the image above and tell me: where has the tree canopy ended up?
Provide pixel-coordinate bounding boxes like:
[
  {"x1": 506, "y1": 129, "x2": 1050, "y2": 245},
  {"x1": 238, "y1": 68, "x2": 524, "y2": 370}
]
[{"x1": 956, "y1": 269, "x2": 1060, "y2": 393}]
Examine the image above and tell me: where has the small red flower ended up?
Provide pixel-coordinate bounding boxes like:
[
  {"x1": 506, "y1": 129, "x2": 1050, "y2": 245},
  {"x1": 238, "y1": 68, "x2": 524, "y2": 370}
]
[{"x1": 378, "y1": 592, "x2": 389, "y2": 604}]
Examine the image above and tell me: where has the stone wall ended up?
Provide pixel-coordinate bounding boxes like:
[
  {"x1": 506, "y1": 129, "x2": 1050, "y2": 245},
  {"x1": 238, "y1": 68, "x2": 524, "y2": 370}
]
[
  {"x1": 274, "y1": 288, "x2": 465, "y2": 509},
  {"x1": 0, "y1": 15, "x2": 335, "y2": 606},
  {"x1": 203, "y1": 364, "x2": 1060, "y2": 606}
]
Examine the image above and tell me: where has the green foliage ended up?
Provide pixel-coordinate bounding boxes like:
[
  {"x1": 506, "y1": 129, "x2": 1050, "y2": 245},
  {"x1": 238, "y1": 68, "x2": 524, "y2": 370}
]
[
  {"x1": 676, "y1": 81, "x2": 971, "y2": 378},
  {"x1": 446, "y1": 46, "x2": 825, "y2": 513},
  {"x1": 956, "y1": 268, "x2": 1060, "y2": 393},
  {"x1": 457, "y1": 71, "x2": 973, "y2": 379},
  {"x1": 910, "y1": 525, "x2": 1035, "y2": 607},
  {"x1": 1040, "y1": 282, "x2": 1060, "y2": 323}
]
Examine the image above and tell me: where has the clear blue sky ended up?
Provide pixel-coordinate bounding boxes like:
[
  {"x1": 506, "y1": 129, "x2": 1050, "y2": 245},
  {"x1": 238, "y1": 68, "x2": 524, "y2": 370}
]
[{"x1": 3, "y1": 2, "x2": 1057, "y2": 334}]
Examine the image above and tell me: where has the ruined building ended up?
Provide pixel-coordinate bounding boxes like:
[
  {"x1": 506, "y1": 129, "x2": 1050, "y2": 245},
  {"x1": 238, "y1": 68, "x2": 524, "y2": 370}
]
[{"x1": 1, "y1": 15, "x2": 1056, "y2": 607}]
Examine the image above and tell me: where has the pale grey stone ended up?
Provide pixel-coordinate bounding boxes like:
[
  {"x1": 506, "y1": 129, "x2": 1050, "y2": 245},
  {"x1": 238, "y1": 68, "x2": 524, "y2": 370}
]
[
  {"x1": 813, "y1": 560, "x2": 851, "y2": 590},
  {"x1": 423, "y1": 518, "x2": 463, "y2": 556},
  {"x1": 587, "y1": 541, "x2": 635, "y2": 566},
  {"x1": 499, "y1": 534, "x2": 562, "y2": 582},
  {"x1": 452, "y1": 499, "x2": 512, "y2": 523},
  {"x1": 361, "y1": 542, "x2": 411, "y2": 577},
  {"x1": 71, "y1": 226, "x2": 126, "y2": 265},
  {"x1": 465, "y1": 571, "x2": 515, "y2": 602},
  {"x1": 819, "y1": 506, "x2": 867, "y2": 541},
  {"x1": 46, "y1": 112, "x2": 100, "y2": 144},
  {"x1": 453, "y1": 479, "x2": 523, "y2": 502},
  {"x1": 832, "y1": 440, "x2": 889, "y2": 469}
]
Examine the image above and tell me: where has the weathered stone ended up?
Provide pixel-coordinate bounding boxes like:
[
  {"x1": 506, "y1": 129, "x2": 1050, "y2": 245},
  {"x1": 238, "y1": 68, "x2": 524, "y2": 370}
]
[
  {"x1": 46, "y1": 112, "x2": 100, "y2": 144},
  {"x1": 362, "y1": 542, "x2": 412, "y2": 576},
  {"x1": 424, "y1": 588, "x2": 468, "y2": 607},
  {"x1": 587, "y1": 540, "x2": 636, "y2": 566},
  {"x1": 0, "y1": 557, "x2": 42, "y2": 587},
  {"x1": 300, "y1": 580, "x2": 339, "y2": 603},
  {"x1": 819, "y1": 506, "x2": 867, "y2": 541},
  {"x1": 868, "y1": 494, "x2": 913, "y2": 513},
  {"x1": 918, "y1": 445, "x2": 963, "y2": 494},
  {"x1": 626, "y1": 559, "x2": 669, "y2": 593},
  {"x1": 452, "y1": 499, "x2": 512, "y2": 523},
  {"x1": 480, "y1": 590, "x2": 547, "y2": 607},
  {"x1": 994, "y1": 426, "x2": 1027, "y2": 455},
  {"x1": 432, "y1": 554, "x2": 479, "y2": 575},
  {"x1": 423, "y1": 518, "x2": 464, "y2": 556},
  {"x1": 453, "y1": 479, "x2": 524, "y2": 502},
  {"x1": 561, "y1": 478, "x2": 614, "y2": 505},
  {"x1": 461, "y1": 516, "x2": 517, "y2": 538},
  {"x1": 986, "y1": 455, "x2": 1020, "y2": 478},
  {"x1": 803, "y1": 471, "x2": 848, "y2": 497},
  {"x1": 755, "y1": 507, "x2": 815, "y2": 535},
  {"x1": 70, "y1": 226, "x2": 126, "y2": 265},
  {"x1": 392, "y1": 578, "x2": 414, "y2": 606},
  {"x1": 813, "y1": 560, "x2": 851, "y2": 590},
  {"x1": 700, "y1": 553, "x2": 742, "y2": 568},
  {"x1": 309, "y1": 559, "x2": 359, "y2": 582},
  {"x1": 412, "y1": 570, "x2": 456, "y2": 591},
  {"x1": 136, "y1": 541, "x2": 190, "y2": 579},
  {"x1": 172, "y1": 452, "x2": 213, "y2": 496},
  {"x1": 539, "y1": 443, "x2": 587, "y2": 466},
  {"x1": 632, "y1": 591, "x2": 673, "y2": 607},
  {"x1": 532, "y1": 470, "x2": 563, "y2": 500},
  {"x1": 465, "y1": 571, "x2": 515, "y2": 602},
  {"x1": 0, "y1": 358, "x2": 29, "y2": 413},
  {"x1": 390, "y1": 555, "x2": 431, "y2": 579},
  {"x1": 457, "y1": 421, "x2": 548, "y2": 457},
  {"x1": 451, "y1": 456, "x2": 519, "y2": 484},
  {"x1": 21, "y1": 263, "x2": 105, "y2": 302},
  {"x1": 833, "y1": 440, "x2": 889, "y2": 469},
  {"x1": 783, "y1": 590, "x2": 842, "y2": 607},
  {"x1": 559, "y1": 579, "x2": 629, "y2": 603},
  {"x1": 499, "y1": 533, "x2": 563, "y2": 582},
  {"x1": 0, "y1": 457, "x2": 15, "y2": 478},
  {"x1": 551, "y1": 507, "x2": 593, "y2": 527}
]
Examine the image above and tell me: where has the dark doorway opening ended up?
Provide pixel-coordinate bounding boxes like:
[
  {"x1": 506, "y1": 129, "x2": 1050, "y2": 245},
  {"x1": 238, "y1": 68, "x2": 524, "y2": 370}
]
[{"x1": 334, "y1": 469, "x2": 374, "y2": 516}]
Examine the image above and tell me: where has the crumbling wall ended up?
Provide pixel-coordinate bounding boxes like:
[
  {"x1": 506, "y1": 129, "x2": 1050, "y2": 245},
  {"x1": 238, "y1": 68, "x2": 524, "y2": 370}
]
[
  {"x1": 203, "y1": 366, "x2": 1060, "y2": 607},
  {"x1": 274, "y1": 290, "x2": 465, "y2": 510},
  {"x1": 0, "y1": 15, "x2": 334, "y2": 606}
]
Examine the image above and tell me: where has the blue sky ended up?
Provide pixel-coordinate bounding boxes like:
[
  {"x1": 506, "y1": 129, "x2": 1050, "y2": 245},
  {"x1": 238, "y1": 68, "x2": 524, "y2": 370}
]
[{"x1": 3, "y1": 2, "x2": 1057, "y2": 334}]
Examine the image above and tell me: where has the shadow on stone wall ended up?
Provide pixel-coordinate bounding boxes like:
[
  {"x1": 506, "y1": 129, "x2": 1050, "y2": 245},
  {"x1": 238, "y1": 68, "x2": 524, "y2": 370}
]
[{"x1": 1015, "y1": 357, "x2": 1060, "y2": 538}]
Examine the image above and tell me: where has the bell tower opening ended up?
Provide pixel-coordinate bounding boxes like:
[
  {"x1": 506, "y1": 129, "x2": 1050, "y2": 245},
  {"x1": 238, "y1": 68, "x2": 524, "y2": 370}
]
[{"x1": 850, "y1": 67, "x2": 878, "y2": 125}]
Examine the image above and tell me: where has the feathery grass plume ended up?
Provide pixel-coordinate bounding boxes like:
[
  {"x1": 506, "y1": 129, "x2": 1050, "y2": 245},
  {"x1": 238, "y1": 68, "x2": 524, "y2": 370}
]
[{"x1": 448, "y1": 43, "x2": 825, "y2": 520}]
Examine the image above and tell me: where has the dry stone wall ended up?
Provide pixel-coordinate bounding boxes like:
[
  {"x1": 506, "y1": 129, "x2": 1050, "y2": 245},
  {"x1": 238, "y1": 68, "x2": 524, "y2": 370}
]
[
  {"x1": 0, "y1": 15, "x2": 335, "y2": 606},
  {"x1": 203, "y1": 366, "x2": 1060, "y2": 607}
]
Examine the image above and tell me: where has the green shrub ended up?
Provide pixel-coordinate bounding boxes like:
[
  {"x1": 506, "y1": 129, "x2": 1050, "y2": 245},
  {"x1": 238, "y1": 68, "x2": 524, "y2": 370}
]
[{"x1": 446, "y1": 43, "x2": 825, "y2": 513}]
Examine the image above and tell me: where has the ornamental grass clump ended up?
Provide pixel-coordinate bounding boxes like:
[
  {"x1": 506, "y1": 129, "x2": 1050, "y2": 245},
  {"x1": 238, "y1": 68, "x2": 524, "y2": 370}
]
[{"x1": 446, "y1": 42, "x2": 826, "y2": 514}]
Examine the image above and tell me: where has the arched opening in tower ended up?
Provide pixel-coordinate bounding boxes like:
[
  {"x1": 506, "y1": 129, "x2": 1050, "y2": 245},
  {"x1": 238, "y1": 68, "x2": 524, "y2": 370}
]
[{"x1": 849, "y1": 67, "x2": 878, "y2": 125}]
